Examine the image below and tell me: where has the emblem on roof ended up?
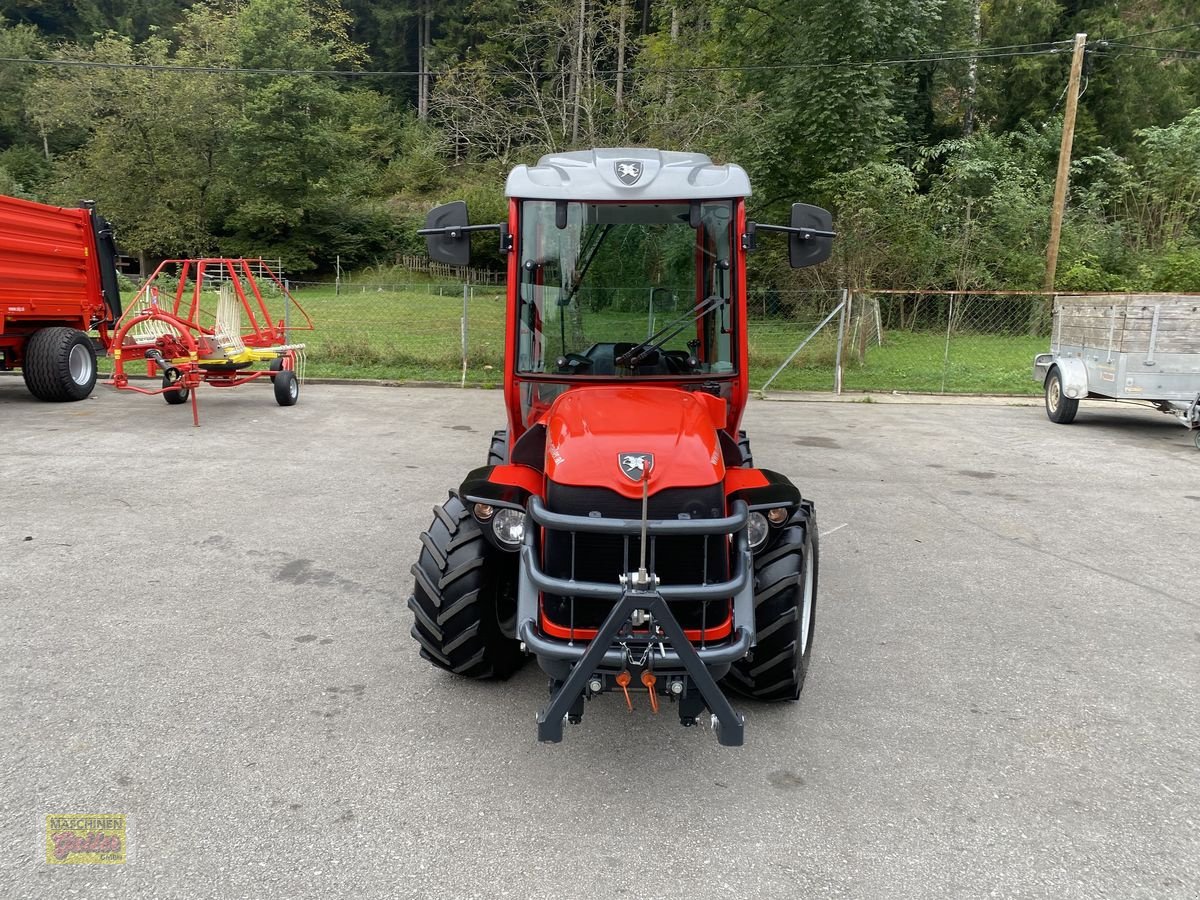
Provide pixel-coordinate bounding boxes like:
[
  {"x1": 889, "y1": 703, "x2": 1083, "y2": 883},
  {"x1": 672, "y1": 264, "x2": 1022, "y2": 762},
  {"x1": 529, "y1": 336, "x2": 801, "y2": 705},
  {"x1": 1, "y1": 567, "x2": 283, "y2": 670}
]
[
  {"x1": 619, "y1": 453, "x2": 654, "y2": 481},
  {"x1": 615, "y1": 160, "x2": 644, "y2": 186}
]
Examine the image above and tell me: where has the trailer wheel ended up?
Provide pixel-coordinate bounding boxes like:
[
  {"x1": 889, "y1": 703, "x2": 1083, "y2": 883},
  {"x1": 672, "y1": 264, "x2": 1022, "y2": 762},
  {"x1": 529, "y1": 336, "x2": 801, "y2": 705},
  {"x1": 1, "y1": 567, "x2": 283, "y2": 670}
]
[
  {"x1": 1193, "y1": 430, "x2": 1200, "y2": 451},
  {"x1": 486, "y1": 428, "x2": 508, "y2": 465},
  {"x1": 722, "y1": 501, "x2": 818, "y2": 702},
  {"x1": 407, "y1": 492, "x2": 525, "y2": 679},
  {"x1": 273, "y1": 370, "x2": 299, "y2": 406},
  {"x1": 162, "y1": 371, "x2": 189, "y2": 405},
  {"x1": 21, "y1": 327, "x2": 97, "y2": 401},
  {"x1": 737, "y1": 430, "x2": 754, "y2": 467},
  {"x1": 1045, "y1": 367, "x2": 1079, "y2": 424}
]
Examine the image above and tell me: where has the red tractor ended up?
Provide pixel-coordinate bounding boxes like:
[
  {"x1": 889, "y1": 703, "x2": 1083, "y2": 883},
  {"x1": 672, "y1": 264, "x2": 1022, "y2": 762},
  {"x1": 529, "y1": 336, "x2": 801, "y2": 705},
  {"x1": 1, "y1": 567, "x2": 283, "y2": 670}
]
[
  {"x1": 409, "y1": 149, "x2": 834, "y2": 746},
  {"x1": 0, "y1": 195, "x2": 122, "y2": 401}
]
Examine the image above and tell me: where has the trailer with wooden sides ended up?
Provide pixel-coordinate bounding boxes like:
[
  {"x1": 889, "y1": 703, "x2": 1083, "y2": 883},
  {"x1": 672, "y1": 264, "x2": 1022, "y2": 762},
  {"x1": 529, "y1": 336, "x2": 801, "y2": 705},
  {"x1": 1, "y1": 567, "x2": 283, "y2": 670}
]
[{"x1": 1033, "y1": 293, "x2": 1200, "y2": 448}]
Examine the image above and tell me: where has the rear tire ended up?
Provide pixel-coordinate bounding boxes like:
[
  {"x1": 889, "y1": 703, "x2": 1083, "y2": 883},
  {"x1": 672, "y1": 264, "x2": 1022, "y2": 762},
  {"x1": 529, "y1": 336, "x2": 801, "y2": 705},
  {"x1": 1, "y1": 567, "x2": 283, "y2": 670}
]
[
  {"x1": 21, "y1": 327, "x2": 97, "y2": 401},
  {"x1": 274, "y1": 369, "x2": 299, "y2": 406},
  {"x1": 408, "y1": 492, "x2": 525, "y2": 679},
  {"x1": 722, "y1": 501, "x2": 818, "y2": 702},
  {"x1": 1045, "y1": 367, "x2": 1078, "y2": 424},
  {"x1": 487, "y1": 428, "x2": 508, "y2": 465}
]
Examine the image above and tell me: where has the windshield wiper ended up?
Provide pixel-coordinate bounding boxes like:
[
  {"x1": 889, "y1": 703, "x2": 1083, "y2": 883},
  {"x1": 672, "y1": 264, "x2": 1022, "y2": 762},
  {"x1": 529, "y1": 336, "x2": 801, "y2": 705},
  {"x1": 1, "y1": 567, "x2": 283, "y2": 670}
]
[
  {"x1": 560, "y1": 224, "x2": 612, "y2": 310},
  {"x1": 615, "y1": 294, "x2": 726, "y2": 368}
]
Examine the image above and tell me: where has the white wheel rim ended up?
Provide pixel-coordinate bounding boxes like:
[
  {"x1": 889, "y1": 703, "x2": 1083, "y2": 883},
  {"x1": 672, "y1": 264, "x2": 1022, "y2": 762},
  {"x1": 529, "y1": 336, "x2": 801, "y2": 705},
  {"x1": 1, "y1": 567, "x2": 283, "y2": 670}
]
[
  {"x1": 1048, "y1": 378, "x2": 1060, "y2": 411},
  {"x1": 800, "y1": 549, "x2": 814, "y2": 656},
  {"x1": 69, "y1": 343, "x2": 93, "y2": 386},
  {"x1": 289, "y1": 379, "x2": 298, "y2": 400}
]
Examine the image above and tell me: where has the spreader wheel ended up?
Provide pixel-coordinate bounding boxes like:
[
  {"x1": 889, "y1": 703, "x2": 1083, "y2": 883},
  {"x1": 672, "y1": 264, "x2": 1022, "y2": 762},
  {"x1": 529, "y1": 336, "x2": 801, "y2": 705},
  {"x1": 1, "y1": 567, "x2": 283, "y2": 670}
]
[
  {"x1": 722, "y1": 501, "x2": 818, "y2": 702},
  {"x1": 273, "y1": 369, "x2": 299, "y2": 406},
  {"x1": 408, "y1": 492, "x2": 525, "y2": 679},
  {"x1": 21, "y1": 327, "x2": 97, "y2": 402},
  {"x1": 162, "y1": 370, "x2": 190, "y2": 405}
]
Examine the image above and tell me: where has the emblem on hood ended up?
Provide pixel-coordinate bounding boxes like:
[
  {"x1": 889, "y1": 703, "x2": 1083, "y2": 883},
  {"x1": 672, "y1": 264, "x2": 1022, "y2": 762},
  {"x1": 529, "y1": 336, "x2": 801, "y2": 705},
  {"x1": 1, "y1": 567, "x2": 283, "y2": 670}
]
[
  {"x1": 615, "y1": 160, "x2": 644, "y2": 186},
  {"x1": 619, "y1": 452, "x2": 654, "y2": 481}
]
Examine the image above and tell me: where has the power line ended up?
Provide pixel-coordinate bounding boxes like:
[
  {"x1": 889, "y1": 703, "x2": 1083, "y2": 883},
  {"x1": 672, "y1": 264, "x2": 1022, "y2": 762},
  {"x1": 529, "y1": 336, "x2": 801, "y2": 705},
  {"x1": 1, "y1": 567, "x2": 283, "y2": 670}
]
[
  {"x1": 0, "y1": 43, "x2": 1069, "y2": 80},
  {"x1": 1099, "y1": 42, "x2": 1200, "y2": 60},
  {"x1": 1105, "y1": 21, "x2": 1200, "y2": 43}
]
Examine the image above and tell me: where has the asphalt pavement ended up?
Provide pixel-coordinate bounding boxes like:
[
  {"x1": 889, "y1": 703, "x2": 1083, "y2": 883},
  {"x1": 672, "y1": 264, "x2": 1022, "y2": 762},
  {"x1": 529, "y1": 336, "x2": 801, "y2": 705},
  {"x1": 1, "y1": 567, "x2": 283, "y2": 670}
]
[{"x1": 1, "y1": 377, "x2": 1197, "y2": 899}]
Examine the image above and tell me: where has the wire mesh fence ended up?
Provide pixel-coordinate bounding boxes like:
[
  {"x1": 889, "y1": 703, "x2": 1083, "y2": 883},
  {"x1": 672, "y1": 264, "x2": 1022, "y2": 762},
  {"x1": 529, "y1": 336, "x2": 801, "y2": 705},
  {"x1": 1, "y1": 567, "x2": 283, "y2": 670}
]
[{"x1": 278, "y1": 278, "x2": 1052, "y2": 395}]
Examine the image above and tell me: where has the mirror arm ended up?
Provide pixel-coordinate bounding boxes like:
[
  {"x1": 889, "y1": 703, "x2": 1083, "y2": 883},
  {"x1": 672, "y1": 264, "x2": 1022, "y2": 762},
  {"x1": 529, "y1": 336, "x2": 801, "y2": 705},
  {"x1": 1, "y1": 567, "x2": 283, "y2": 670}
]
[
  {"x1": 417, "y1": 222, "x2": 512, "y2": 253},
  {"x1": 742, "y1": 221, "x2": 837, "y2": 250}
]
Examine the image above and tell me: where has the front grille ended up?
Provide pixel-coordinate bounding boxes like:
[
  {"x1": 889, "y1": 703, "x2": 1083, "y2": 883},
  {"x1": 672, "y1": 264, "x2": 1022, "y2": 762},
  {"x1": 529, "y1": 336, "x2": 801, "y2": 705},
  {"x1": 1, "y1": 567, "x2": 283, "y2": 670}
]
[{"x1": 541, "y1": 482, "x2": 730, "y2": 632}]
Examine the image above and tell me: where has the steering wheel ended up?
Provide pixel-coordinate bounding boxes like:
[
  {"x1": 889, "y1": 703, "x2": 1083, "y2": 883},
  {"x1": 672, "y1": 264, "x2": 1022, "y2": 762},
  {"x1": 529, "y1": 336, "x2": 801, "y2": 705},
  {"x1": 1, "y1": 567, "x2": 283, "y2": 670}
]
[{"x1": 555, "y1": 352, "x2": 594, "y2": 374}]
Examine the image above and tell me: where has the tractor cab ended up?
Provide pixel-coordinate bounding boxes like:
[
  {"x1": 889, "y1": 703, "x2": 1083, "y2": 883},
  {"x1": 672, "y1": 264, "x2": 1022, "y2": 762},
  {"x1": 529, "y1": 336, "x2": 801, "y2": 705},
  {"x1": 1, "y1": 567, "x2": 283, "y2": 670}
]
[
  {"x1": 422, "y1": 148, "x2": 833, "y2": 439},
  {"x1": 413, "y1": 149, "x2": 833, "y2": 746}
]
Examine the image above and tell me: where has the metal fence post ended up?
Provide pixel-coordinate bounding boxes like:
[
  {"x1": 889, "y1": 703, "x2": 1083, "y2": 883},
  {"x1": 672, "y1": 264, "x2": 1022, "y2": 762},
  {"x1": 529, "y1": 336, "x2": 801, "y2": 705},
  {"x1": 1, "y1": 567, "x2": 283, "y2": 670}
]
[
  {"x1": 940, "y1": 294, "x2": 954, "y2": 393},
  {"x1": 834, "y1": 288, "x2": 849, "y2": 394},
  {"x1": 283, "y1": 279, "x2": 290, "y2": 332},
  {"x1": 461, "y1": 282, "x2": 469, "y2": 388}
]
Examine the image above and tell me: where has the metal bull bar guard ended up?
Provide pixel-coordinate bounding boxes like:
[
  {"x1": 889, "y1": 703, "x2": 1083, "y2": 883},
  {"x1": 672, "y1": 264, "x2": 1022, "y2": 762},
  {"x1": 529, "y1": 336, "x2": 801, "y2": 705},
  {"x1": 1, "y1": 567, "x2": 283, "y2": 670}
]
[{"x1": 516, "y1": 496, "x2": 756, "y2": 746}]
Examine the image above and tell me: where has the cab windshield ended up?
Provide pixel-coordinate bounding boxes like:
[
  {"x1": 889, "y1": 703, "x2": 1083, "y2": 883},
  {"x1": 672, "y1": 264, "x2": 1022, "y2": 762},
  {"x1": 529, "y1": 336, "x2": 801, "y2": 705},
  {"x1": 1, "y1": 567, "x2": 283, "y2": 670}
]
[{"x1": 516, "y1": 199, "x2": 735, "y2": 377}]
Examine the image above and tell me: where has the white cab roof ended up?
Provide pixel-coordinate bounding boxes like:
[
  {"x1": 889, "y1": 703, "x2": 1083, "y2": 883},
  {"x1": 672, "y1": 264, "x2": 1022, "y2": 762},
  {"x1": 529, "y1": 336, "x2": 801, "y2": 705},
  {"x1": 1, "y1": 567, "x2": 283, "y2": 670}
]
[{"x1": 504, "y1": 148, "x2": 752, "y2": 201}]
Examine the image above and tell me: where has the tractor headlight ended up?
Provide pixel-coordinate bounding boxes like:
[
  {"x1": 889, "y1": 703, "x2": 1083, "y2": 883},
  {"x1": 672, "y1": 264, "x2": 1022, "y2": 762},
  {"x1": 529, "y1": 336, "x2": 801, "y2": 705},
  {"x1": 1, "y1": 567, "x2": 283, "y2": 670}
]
[
  {"x1": 747, "y1": 511, "x2": 770, "y2": 550},
  {"x1": 492, "y1": 509, "x2": 527, "y2": 547}
]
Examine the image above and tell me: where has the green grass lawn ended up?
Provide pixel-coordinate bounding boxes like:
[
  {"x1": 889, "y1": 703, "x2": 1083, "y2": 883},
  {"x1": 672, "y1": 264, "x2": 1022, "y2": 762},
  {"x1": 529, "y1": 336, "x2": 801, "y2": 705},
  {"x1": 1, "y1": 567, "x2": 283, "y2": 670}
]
[{"x1": 102, "y1": 282, "x2": 1045, "y2": 395}]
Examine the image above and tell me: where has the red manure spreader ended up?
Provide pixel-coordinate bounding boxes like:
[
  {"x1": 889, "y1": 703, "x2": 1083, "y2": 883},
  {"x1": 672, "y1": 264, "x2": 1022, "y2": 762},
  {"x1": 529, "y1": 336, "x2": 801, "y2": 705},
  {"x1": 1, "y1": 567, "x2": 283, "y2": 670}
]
[
  {"x1": 0, "y1": 195, "x2": 122, "y2": 401},
  {"x1": 408, "y1": 149, "x2": 834, "y2": 745}
]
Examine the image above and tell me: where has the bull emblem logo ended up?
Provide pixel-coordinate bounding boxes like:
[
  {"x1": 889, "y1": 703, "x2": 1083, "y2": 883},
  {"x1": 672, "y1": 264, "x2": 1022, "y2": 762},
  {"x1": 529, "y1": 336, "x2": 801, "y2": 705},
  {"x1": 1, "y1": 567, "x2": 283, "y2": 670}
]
[
  {"x1": 619, "y1": 452, "x2": 654, "y2": 481},
  {"x1": 615, "y1": 160, "x2": 644, "y2": 186}
]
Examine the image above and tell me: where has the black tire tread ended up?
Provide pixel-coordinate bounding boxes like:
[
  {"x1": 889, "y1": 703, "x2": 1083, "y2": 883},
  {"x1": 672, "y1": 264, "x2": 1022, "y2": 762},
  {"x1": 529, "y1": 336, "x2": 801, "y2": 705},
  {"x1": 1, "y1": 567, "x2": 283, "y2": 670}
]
[
  {"x1": 722, "y1": 501, "x2": 818, "y2": 702},
  {"x1": 274, "y1": 370, "x2": 299, "y2": 406},
  {"x1": 21, "y1": 327, "x2": 96, "y2": 402},
  {"x1": 1044, "y1": 368, "x2": 1079, "y2": 424},
  {"x1": 737, "y1": 430, "x2": 754, "y2": 468},
  {"x1": 407, "y1": 492, "x2": 525, "y2": 680},
  {"x1": 487, "y1": 428, "x2": 509, "y2": 465}
]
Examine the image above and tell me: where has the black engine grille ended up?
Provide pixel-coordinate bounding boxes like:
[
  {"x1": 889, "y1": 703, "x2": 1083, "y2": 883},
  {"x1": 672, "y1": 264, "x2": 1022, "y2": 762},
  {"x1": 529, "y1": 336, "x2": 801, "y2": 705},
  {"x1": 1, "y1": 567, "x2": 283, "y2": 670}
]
[{"x1": 541, "y1": 482, "x2": 731, "y2": 632}]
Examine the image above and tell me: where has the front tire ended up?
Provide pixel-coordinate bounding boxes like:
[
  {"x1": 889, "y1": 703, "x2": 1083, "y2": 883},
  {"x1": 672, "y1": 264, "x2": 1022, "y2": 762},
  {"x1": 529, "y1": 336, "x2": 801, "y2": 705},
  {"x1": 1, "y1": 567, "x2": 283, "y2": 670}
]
[
  {"x1": 1045, "y1": 367, "x2": 1078, "y2": 424},
  {"x1": 723, "y1": 501, "x2": 818, "y2": 702},
  {"x1": 21, "y1": 327, "x2": 97, "y2": 401},
  {"x1": 408, "y1": 492, "x2": 525, "y2": 679}
]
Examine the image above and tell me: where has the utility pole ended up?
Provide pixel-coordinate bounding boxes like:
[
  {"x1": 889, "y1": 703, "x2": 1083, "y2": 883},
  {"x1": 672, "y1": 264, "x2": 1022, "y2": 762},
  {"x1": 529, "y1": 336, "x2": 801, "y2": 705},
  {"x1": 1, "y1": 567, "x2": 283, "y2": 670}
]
[
  {"x1": 615, "y1": 0, "x2": 628, "y2": 111},
  {"x1": 1043, "y1": 32, "x2": 1087, "y2": 293},
  {"x1": 962, "y1": 0, "x2": 982, "y2": 136},
  {"x1": 571, "y1": 0, "x2": 586, "y2": 144},
  {"x1": 417, "y1": 1, "x2": 430, "y2": 121}
]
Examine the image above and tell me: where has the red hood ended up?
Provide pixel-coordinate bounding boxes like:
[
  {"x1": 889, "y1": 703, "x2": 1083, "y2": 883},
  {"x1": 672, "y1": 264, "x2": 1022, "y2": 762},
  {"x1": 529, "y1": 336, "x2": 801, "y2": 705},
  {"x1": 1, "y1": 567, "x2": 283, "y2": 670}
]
[{"x1": 540, "y1": 386, "x2": 726, "y2": 499}]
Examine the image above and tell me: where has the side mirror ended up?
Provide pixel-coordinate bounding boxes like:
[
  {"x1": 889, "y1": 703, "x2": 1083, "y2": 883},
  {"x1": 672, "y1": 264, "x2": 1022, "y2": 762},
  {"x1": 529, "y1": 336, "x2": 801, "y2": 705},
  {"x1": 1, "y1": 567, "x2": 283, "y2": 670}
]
[
  {"x1": 423, "y1": 201, "x2": 471, "y2": 266},
  {"x1": 788, "y1": 203, "x2": 833, "y2": 268}
]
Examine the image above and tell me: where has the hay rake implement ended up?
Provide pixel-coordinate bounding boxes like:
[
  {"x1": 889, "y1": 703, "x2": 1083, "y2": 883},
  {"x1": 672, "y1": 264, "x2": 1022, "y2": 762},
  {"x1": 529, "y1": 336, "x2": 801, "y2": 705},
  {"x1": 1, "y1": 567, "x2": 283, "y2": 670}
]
[{"x1": 108, "y1": 258, "x2": 313, "y2": 425}]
